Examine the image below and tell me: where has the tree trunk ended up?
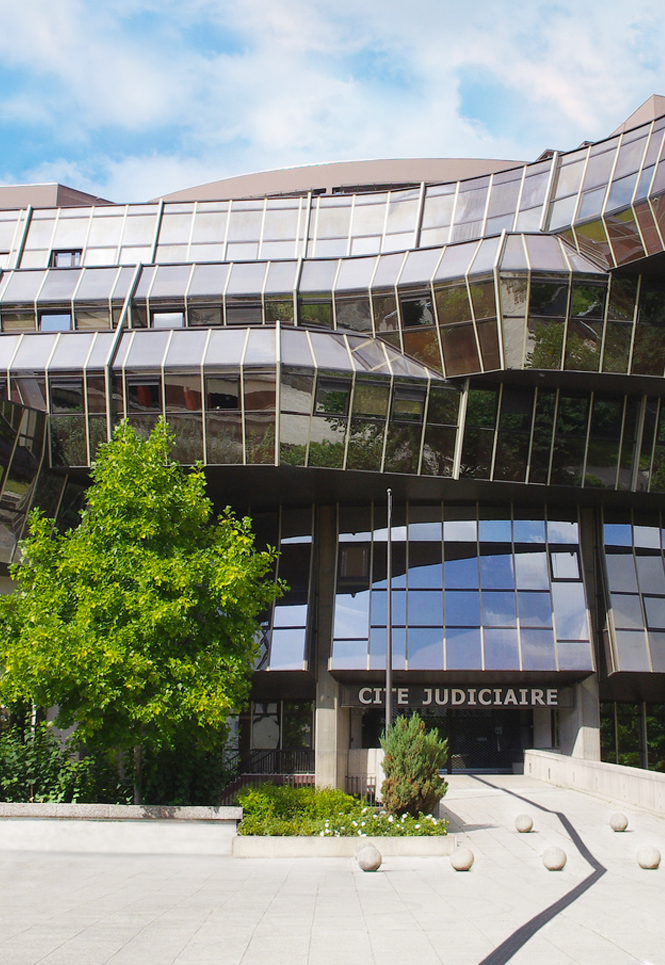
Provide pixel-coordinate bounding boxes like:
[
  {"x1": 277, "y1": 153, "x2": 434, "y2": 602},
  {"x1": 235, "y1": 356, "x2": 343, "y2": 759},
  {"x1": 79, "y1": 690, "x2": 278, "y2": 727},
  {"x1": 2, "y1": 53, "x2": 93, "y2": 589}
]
[{"x1": 133, "y1": 744, "x2": 143, "y2": 805}]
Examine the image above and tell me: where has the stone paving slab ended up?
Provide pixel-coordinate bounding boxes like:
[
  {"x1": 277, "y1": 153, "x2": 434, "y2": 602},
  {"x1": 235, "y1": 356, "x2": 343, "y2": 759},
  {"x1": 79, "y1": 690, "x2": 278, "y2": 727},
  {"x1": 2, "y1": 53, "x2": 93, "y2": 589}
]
[{"x1": 0, "y1": 775, "x2": 662, "y2": 963}]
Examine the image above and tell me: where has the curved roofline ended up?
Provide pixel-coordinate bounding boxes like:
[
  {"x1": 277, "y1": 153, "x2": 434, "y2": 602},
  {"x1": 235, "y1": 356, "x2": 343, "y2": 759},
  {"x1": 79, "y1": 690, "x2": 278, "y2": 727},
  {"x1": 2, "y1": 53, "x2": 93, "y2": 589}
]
[{"x1": 154, "y1": 156, "x2": 524, "y2": 203}]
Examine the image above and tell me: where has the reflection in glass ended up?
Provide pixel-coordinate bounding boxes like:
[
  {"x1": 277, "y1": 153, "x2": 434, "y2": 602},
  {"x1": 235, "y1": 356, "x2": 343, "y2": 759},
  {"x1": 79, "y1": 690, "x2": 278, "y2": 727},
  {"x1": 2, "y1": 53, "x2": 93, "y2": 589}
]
[
  {"x1": 384, "y1": 424, "x2": 421, "y2": 474},
  {"x1": 443, "y1": 519, "x2": 477, "y2": 542},
  {"x1": 547, "y1": 520, "x2": 578, "y2": 543},
  {"x1": 513, "y1": 519, "x2": 546, "y2": 543},
  {"x1": 634, "y1": 524, "x2": 660, "y2": 548},
  {"x1": 551, "y1": 551, "x2": 580, "y2": 580},
  {"x1": 165, "y1": 374, "x2": 202, "y2": 411},
  {"x1": 484, "y1": 628, "x2": 520, "y2": 669},
  {"x1": 550, "y1": 394, "x2": 589, "y2": 486},
  {"x1": 445, "y1": 590, "x2": 480, "y2": 626},
  {"x1": 612, "y1": 592, "x2": 644, "y2": 629},
  {"x1": 515, "y1": 552, "x2": 549, "y2": 589},
  {"x1": 446, "y1": 627, "x2": 482, "y2": 670},
  {"x1": 347, "y1": 419, "x2": 384, "y2": 471},
  {"x1": 644, "y1": 595, "x2": 665, "y2": 629},
  {"x1": 521, "y1": 629, "x2": 557, "y2": 670},
  {"x1": 334, "y1": 592, "x2": 370, "y2": 638},
  {"x1": 50, "y1": 415, "x2": 87, "y2": 466},
  {"x1": 127, "y1": 380, "x2": 161, "y2": 411},
  {"x1": 552, "y1": 582, "x2": 588, "y2": 639},
  {"x1": 482, "y1": 591, "x2": 517, "y2": 626},
  {"x1": 478, "y1": 518, "x2": 511, "y2": 542},
  {"x1": 518, "y1": 591, "x2": 553, "y2": 627},
  {"x1": 615, "y1": 630, "x2": 650, "y2": 672},
  {"x1": 636, "y1": 556, "x2": 665, "y2": 594},
  {"x1": 650, "y1": 632, "x2": 665, "y2": 672},
  {"x1": 168, "y1": 413, "x2": 203, "y2": 463},
  {"x1": 479, "y1": 552, "x2": 514, "y2": 589},
  {"x1": 440, "y1": 322, "x2": 480, "y2": 376},
  {"x1": 408, "y1": 628, "x2": 443, "y2": 669},
  {"x1": 331, "y1": 638, "x2": 367, "y2": 670},
  {"x1": 206, "y1": 412, "x2": 243, "y2": 464},
  {"x1": 245, "y1": 414, "x2": 275, "y2": 464},
  {"x1": 605, "y1": 553, "x2": 638, "y2": 592},
  {"x1": 422, "y1": 426, "x2": 456, "y2": 476},
  {"x1": 408, "y1": 558, "x2": 443, "y2": 591},
  {"x1": 407, "y1": 590, "x2": 443, "y2": 626},
  {"x1": 444, "y1": 555, "x2": 479, "y2": 589}
]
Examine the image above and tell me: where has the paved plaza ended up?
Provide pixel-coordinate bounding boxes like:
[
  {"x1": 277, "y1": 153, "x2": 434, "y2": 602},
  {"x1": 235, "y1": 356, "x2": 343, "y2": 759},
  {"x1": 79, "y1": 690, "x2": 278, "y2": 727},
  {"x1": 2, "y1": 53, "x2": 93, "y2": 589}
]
[{"x1": 0, "y1": 775, "x2": 663, "y2": 965}]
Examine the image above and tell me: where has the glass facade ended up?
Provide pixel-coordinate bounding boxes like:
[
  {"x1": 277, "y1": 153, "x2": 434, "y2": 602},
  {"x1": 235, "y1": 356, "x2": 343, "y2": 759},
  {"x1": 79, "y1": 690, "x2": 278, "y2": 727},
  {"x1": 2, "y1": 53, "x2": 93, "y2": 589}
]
[
  {"x1": 253, "y1": 508, "x2": 314, "y2": 672},
  {"x1": 331, "y1": 504, "x2": 592, "y2": 673},
  {"x1": 3, "y1": 98, "x2": 665, "y2": 779}
]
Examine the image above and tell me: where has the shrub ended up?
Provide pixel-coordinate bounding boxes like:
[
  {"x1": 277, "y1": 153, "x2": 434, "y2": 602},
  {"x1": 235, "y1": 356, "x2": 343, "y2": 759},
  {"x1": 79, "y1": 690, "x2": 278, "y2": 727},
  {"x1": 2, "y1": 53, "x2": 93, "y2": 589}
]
[
  {"x1": 140, "y1": 737, "x2": 234, "y2": 806},
  {"x1": 0, "y1": 722, "x2": 130, "y2": 803},
  {"x1": 380, "y1": 713, "x2": 448, "y2": 817},
  {"x1": 235, "y1": 783, "x2": 447, "y2": 836}
]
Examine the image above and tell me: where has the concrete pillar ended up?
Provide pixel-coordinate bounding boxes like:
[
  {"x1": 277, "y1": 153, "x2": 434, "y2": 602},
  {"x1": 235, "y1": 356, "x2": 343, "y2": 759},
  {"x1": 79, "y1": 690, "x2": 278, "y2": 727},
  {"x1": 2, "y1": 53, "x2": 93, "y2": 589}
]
[
  {"x1": 532, "y1": 707, "x2": 553, "y2": 748},
  {"x1": 558, "y1": 675, "x2": 601, "y2": 760},
  {"x1": 313, "y1": 506, "x2": 348, "y2": 789},
  {"x1": 349, "y1": 708, "x2": 363, "y2": 750},
  {"x1": 556, "y1": 506, "x2": 601, "y2": 761}
]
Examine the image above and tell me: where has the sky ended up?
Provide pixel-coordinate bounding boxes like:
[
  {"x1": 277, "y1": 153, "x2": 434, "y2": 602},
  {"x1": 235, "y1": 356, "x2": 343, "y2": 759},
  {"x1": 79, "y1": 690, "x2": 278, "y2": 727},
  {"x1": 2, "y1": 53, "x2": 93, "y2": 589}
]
[{"x1": 1, "y1": 0, "x2": 665, "y2": 202}]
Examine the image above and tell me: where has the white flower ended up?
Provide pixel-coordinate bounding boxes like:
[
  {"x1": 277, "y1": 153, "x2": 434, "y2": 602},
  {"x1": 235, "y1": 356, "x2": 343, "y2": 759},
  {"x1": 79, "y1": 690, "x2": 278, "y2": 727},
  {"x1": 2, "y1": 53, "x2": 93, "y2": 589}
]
[
  {"x1": 415, "y1": 824, "x2": 420, "y2": 829},
  {"x1": 388, "y1": 815, "x2": 394, "y2": 823}
]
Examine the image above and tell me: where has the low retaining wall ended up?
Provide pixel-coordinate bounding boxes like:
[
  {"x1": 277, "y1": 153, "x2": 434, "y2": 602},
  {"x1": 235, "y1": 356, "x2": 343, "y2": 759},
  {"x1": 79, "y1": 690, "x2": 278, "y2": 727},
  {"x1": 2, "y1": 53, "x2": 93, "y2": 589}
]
[
  {"x1": 233, "y1": 834, "x2": 456, "y2": 858},
  {"x1": 0, "y1": 804, "x2": 242, "y2": 855},
  {"x1": 524, "y1": 749, "x2": 665, "y2": 816}
]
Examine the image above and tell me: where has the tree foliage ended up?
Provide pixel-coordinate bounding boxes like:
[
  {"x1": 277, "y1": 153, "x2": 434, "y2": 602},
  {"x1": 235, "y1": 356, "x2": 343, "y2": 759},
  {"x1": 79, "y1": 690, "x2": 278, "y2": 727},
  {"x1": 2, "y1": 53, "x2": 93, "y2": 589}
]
[
  {"x1": 0, "y1": 419, "x2": 282, "y2": 797},
  {"x1": 0, "y1": 721, "x2": 99, "y2": 803},
  {"x1": 380, "y1": 713, "x2": 448, "y2": 817}
]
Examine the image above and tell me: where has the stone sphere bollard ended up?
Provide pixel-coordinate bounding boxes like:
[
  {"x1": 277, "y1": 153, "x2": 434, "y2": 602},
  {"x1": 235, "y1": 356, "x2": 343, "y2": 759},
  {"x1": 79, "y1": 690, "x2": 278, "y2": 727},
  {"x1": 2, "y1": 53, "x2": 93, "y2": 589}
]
[
  {"x1": 356, "y1": 845, "x2": 382, "y2": 872},
  {"x1": 637, "y1": 847, "x2": 661, "y2": 870},
  {"x1": 542, "y1": 846, "x2": 567, "y2": 870},
  {"x1": 609, "y1": 812, "x2": 628, "y2": 832},
  {"x1": 450, "y1": 847, "x2": 474, "y2": 871},
  {"x1": 515, "y1": 814, "x2": 533, "y2": 833}
]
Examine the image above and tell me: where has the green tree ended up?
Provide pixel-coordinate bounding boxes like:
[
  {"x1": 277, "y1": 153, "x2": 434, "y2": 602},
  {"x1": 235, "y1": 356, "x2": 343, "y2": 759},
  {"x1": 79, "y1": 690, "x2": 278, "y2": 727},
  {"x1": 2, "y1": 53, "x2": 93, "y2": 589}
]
[
  {"x1": 0, "y1": 419, "x2": 282, "y2": 803},
  {"x1": 380, "y1": 713, "x2": 448, "y2": 817}
]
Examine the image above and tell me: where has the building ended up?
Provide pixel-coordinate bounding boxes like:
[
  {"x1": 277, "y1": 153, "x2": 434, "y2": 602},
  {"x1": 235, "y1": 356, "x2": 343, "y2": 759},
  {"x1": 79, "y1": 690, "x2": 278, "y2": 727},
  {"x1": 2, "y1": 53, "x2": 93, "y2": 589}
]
[{"x1": 1, "y1": 96, "x2": 665, "y2": 788}]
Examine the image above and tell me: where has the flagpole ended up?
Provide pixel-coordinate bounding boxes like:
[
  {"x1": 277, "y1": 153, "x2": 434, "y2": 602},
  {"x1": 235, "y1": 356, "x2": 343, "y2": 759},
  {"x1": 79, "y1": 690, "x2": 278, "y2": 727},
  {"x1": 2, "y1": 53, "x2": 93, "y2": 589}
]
[{"x1": 385, "y1": 488, "x2": 393, "y2": 733}]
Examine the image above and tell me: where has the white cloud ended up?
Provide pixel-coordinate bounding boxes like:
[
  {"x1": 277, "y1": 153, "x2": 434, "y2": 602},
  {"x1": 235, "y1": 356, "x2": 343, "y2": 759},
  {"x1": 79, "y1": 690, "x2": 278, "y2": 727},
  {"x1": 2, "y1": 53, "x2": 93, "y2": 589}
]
[{"x1": 1, "y1": 0, "x2": 665, "y2": 199}]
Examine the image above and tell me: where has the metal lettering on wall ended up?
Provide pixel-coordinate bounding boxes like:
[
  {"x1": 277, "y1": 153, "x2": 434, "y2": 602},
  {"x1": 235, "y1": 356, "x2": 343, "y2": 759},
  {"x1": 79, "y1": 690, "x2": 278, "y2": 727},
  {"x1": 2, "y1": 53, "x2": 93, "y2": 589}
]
[{"x1": 341, "y1": 686, "x2": 573, "y2": 709}]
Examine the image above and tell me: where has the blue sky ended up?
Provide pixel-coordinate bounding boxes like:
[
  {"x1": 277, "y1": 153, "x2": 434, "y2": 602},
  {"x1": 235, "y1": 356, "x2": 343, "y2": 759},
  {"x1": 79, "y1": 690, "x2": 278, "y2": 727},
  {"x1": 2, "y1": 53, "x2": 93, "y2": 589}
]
[{"x1": 1, "y1": 0, "x2": 665, "y2": 202}]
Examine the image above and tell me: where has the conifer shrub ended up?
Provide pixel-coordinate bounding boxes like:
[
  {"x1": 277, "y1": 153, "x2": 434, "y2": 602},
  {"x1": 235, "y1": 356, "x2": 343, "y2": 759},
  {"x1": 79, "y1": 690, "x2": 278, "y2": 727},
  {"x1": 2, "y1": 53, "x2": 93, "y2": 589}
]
[{"x1": 380, "y1": 713, "x2": 448, "y2": 816}]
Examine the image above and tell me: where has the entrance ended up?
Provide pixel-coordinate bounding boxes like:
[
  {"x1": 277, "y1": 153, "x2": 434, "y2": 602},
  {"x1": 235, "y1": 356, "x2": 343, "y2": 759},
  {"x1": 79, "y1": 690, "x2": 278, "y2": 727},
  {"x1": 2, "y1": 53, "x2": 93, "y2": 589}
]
[
  {"x1": 359, "y1": 707, "x2": 532, "y2": 772},
  {"x1": 424, "y1": 708, "x2": 532, "y2": 772}
]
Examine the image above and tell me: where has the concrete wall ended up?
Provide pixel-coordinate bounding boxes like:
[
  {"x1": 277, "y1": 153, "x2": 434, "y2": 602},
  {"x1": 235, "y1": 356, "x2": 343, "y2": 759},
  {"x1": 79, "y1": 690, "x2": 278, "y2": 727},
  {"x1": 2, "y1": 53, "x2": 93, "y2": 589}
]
[
  {"x1": 524, "y1": 749, "x2": 665, "y2": 816},
  {"x1": 314, "y1": 507, "x2": 348, "y2": 789},
  {"x1": 557, "y1": 676, "x2": 601, "y2": 760},
  {"x1": 347, "y1": 748, "x2": 385, "y2": 799},
  {"x1": 0, "y1": 804, "x2": 242, "y2": 854},
  {"x1": 233, "y1": 834, "x2": 455, "y2": 857}
]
